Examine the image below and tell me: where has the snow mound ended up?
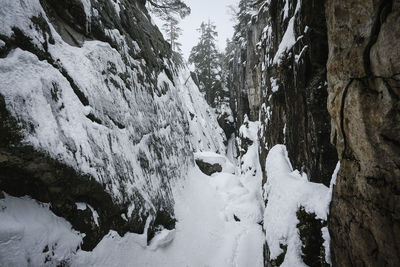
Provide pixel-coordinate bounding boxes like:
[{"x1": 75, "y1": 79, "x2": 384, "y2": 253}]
[
  {"x1": 149, "y1": 229, "x2": 176, "y2": 250},
  {"x1": 263, "y1": 145, "x2": 336, "y2": 266},
  {"x1": 70, "y1": 167, "x2": 264, "y2": 267},
  {"x1": 210, "y1": 172, "x2": 263, "y2": 224},
  {"x1": 0, "y1": 194, "x2": 83, "y2": 266}
]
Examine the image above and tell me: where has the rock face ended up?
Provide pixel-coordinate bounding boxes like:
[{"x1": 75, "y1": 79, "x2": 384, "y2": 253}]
[
  {"x1": 228, "y1": 0, "x2": 338, "y2": 186},
  {"x1": 326, "y1": 0, "x2": 400, "y2": 266},
  {"x1": 195, "y1": 160, "x2": 222, "y2": 176},
  {"x1": 226, "y1": 0, "x2": 337, "y2": 265},
  {"x1": 255, "y1": 0, "x2": 338, "y2": 187},
  {"x1": 230, "y1": 0, "x2": 400, "y2": 266},
  {"x1": 0, "y1": 0, "x2": 225, "y2": 252},
  {"x1": 226, "y1": 40, "x2": 251, "y2": 132},
  {"x1": 230, "y1": 0, "x2": 338, "y2": 266}
]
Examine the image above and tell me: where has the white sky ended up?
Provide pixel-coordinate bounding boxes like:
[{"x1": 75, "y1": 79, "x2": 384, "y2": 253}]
[{"x1": 153, "y1": 0, "x2": 238, "y2": 60}]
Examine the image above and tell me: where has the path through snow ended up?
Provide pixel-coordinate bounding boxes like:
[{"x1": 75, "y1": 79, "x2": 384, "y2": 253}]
[
  {"x1": 0, "y1": 152, "x2": 264, "y2": 267},
  {"x1": 72, "y1": 154, "x2": 264, "y2": 267}
]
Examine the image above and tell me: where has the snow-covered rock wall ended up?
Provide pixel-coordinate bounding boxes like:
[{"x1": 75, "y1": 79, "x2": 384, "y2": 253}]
[
  {"x1": 226, "y1": 0, "x2": 339, "y2": 266},
  {"x1": 0, "y1": 0, "x2": 224, "y2": 253},
  {"x1": 245, "y1": 0, "x2": 338, "y2": 186},
  {"x1": 228, "y1": 0, "x2": 400, "y2": 266}
]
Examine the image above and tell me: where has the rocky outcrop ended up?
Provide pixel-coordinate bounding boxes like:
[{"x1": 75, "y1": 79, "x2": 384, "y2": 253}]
[
  {"x1": 195, "y1": 159, "x2": 222, "y2": 176},
  {"x1": 227, "y1": 0, "x2": 338, "y2": 265},
  {"x1": 0, "y1": 0, "x2": 225, "y2": 253},
  {"x1": 226, "y1": 0, "x2": 400, "y2": 265},
  {"x1": 227, "y1": 0, "x2": 338, "y2": 186},
  {"x1": 254, "y1": 0, "x2": 338, "y2": 186},
  {"x1": 226, "y1": 37, "x2": 251, "y2": 133},
  {"x1": 326, "y1": 0, "x2": 400, "y2": 266}
]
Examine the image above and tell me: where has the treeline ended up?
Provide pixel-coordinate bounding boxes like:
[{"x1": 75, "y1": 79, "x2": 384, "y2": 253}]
[
  {"x1": 188, "y1": 0, "x2": 261, "y2": 138},
  {"x1": 150, "y1": 0, "x2": 261, "y2": 138}
]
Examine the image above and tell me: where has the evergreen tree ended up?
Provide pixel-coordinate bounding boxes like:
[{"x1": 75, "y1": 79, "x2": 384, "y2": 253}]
[
  {"x1": 233, "y1": 0, "x2": 256, "y2": 42},
  {"x1": 162, "y1": 15, "x2": 183, "y2": 55},
  {"x1": 147, "y1": 0, "x2": 191, "y2": 20},
  {"x1": 189, "y1": 21, "x2": 222, "y2": 106}
]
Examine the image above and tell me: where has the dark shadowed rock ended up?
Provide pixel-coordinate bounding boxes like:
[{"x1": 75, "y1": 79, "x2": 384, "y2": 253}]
[
  {"x1": 195, "y1": 159, "x2": 223, "y2": 176},
  {"x1": 296, "y1": 207, "x2": 329, "y2": 267}
]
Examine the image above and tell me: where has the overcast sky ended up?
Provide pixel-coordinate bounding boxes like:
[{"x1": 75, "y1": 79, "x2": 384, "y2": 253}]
[{"x1": 153, "y1": 0, "x2": 238, "y2": 60}]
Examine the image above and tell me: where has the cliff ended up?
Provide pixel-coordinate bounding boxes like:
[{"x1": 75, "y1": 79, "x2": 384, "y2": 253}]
[
  {"x1": 228, "y1": 0, "x2": 399, "y2": 266},
  {"x1": 0, "y1": 0, "x2": 225, "y2": 255},
  {"x1": 326, "y1": 0, "x2": 400, "y2": 265},
  {"x1": 0, "y1": 0, "x2": 399, "y2": 266}
]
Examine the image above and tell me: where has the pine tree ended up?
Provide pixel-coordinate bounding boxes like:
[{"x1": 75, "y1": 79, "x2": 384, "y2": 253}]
[
  {"x1": 147, "y1": 0, "x2": 191, "y2": 20},
  {"x1": 162, "y1": 15, "x2": 183, "y2": 55},
  {"x1": 233, "y1": 0, "x2": 256, "y2": 42},
  {"x1": 189, "y1": 21, "x2": 222, "y2": 106}
]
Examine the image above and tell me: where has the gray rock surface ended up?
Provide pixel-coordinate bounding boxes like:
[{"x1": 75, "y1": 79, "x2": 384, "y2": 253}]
[{"x1": 326, "y1": 0, "x2": 400, "y2": 265}]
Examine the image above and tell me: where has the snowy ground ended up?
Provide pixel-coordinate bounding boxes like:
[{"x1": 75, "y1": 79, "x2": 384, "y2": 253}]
[
  {"x1": 0, "y1": 153, "x2": 264, "y2": 267},
  {"x1": 0, "y1": 195, "x2": 83, "y2": 266},
  {"x1": 0, "y1": 144, "x2": 339, "y2": 267},
  {"x1": 72, "y1": 156, "x2": 265, "y2": 267}
]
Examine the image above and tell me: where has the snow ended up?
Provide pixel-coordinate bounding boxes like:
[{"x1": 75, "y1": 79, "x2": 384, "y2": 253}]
[
  {"x1": 238, "y1": 116, "x2": 259, "y2": 142},
  {"x1": 194, "y1": 151, "x2": 235, "y2": 174},
  {"x1": 283, "y1": 0, "x2": 290, "y2": 20},
  {"x1": 75, "y1": 202, "x2": 100, "y2": 226},
  {"x1": 149, "y1": 229, "x2": 176, "y2": 250},
  {"x1": 0, "y1": 1, "x2": 339, "y2": 266},
  {"x1": 322, "y1": 227, "x2": 331, "y2": 265},
  {"x1": 0, "y1": 194, "x2": 83, "y2": 266},
  {"x1": 273, "y1": 16, "x2": 295, "y2": 64},
  {"x1": 111, "y1": 0, "x2": 121, "y2": 16},
  {"x1": 71, "y1": 164, "x2": 264, "y2": 267},
  {"x1": 270, "y1": 77, "x2": 279, "y2": 92},
  {"x1": 0, "y1": 145, "x2": 265, "y2": 267},
  {"x1": 0, "y1": 0, "x2": 226, "y2": 218},
  {"x1": 215, "y1": 100, "x2": 234, "y2": 123},
  {"x1": 176, "y1": 66, "x2": 227, "y2": 154},
  {"x1": 236, "y1": 119, "x2": 264, "y2": 224},
  {"x1": 0, "y1": 151, "x2": 265, "y2": 267},
  {"x1": 226, "y1": 135, "x2": 238, "y2": 166},
  {"x1": 0, "y1": 0, "x2": 42, "y2": 41},
  {"x1": 273, "y1": 0, "x2": 301, "y2": 64},
  {"x1": 263, "y1": 145, "x2": 335, "y2": 266},
  {"x1": 322, "y1": 161, "x2": 340, "y2": 265},
  {"x1": 0, "y1": 2, "x2": 257, "y2": 264}
]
